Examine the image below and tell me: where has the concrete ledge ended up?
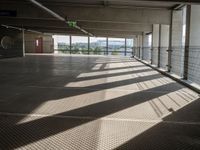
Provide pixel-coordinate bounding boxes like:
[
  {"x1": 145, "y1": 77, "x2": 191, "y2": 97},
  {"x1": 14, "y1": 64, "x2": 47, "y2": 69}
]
[{"x1": 134, "y1": 57, "x2": 200, "y2": 94}]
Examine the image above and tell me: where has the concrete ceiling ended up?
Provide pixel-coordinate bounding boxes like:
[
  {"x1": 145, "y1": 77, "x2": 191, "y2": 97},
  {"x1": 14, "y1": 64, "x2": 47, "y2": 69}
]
[
  {"x1": 36, "y1": 0, "x2": 200, "y2": 8},
  {"x1": 37, "y1": 0, "x2": 177, "y2": 9},
  {"x1": 0, "y1": 0, "x2": 196, "y2": 37}
]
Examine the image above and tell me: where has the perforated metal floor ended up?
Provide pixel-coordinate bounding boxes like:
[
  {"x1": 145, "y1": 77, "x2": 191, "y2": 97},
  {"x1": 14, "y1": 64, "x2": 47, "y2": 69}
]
[{"x1": 0, "y1": 54, "x2": 199, "y2": 150}]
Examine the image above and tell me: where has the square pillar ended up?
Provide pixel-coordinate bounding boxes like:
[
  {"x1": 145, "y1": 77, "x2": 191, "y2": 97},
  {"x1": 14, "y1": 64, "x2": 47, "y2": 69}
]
[
  {"x1": 88, "y1": 36, "x2": 90, "y2": 55},
  {"x1": 106, "y1": 37, "x2": 108, "y2": 55},
  {"x1": 159, "y1": 24, "x2": 170, "y2": 70},
  {"x1": 170, "y1": 9, "x2": 184, "y2": 76},
  {"x1": 69, "y1": 35, "x2": 72, "y2": 54},
  {"x1": 22, "y1": 29, "x2": 25, "y2": 57},
  {"x1": 125, "y1": 38, "x2": 127, "y2": 56},
  {"x1": 167, "y1": 10, "x2": 173, "y2": 72},
  {"x1": 183, "y1": 5, "x2": 191, "y2": 80},
  {"x1": 152, "y1": 24, "x2": 160, "y2": 66}
]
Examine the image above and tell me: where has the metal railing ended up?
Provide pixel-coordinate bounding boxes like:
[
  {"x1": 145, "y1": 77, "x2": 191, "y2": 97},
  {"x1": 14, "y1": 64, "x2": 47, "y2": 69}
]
[{"x1": 134, "y1": 46, "x2": 200, "y2": 87}]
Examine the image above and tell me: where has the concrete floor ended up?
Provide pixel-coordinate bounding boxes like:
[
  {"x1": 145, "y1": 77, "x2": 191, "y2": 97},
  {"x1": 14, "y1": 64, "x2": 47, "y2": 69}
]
[{"x1": 0, "y1": 54, "x2": 200, "y2": 150}]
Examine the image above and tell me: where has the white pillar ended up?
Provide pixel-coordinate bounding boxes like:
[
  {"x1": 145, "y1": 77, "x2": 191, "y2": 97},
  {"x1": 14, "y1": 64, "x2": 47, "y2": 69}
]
[
  {"x1": 22, "y1": 29, "x2": 25, "y2": 57},
  {"x1": 159, "y1": 24, "x2": 170, "y2": 70},
  {"x1": 184, "y1": 5, "x2": 200, "y2": 85},
  {"x1": 152, "y1": 24, "x2": 160, "y2": 66},
  {"x1": 170, "y1": 10, "x2": 184, "y2": 76}
]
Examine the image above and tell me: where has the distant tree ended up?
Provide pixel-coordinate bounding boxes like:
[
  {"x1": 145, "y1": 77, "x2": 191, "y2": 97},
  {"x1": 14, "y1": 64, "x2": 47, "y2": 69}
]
[
  {"x1": 112, "y1": 49, "x2": 119, "y2": 55},
  {"x1": 81, "y1": 48, "x2": 88, "y2": 54},
  {"x1": 93, "y1": 47, "x2": 101, "y2": 55},
  {"x1": 57, "y1": 43, "x2": 70, "y2": 54}
]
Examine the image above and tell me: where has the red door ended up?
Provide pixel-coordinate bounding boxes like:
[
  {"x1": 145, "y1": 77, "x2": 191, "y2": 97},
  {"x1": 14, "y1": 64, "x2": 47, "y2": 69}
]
[{"x1": 35, "y1": 37, "x2": 43, "y2": 53}]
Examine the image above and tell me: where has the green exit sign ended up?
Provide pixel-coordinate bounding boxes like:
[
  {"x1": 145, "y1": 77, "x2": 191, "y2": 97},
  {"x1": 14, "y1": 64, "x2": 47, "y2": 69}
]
[{"x1": 67, "y1": 21, "x2": 77, "y2": 27}]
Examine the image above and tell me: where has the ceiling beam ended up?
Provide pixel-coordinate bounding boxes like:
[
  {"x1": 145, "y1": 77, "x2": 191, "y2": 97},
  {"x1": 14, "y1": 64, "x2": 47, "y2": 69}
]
[
  {"x1": 1, "y1": 0, "x2": 200, "y2": 7},
  {"x1": 0, "y1": 0, "x2": 176, "y2": 10},
  {"x1": 0, "y1": 17, "x2": 152, "y2": 32},
  {"x1": 0, "y1": 2, "x2": 171, "y2": 25},
  {"x1": 24, "y1": 27, "x2": 141, "y2": 37}
]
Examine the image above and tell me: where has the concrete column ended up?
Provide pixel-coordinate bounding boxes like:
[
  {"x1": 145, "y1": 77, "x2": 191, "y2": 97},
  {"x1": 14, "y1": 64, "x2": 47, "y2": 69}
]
[
  {"x1": 158, "y1": 24, "x2": 161, "y2": 68},
  {"x1": 150, "y1": 25, "x2": 153, "y2": 64},
  {"x1": 88, "y1": 36, "x2": 90, "y2": 55},
  {"x1": 143, "y1": 33, "x2": 151, "y2": 62},
  {"x1": 22, "y1": 29, "x2": 25, "y2": 57},
  {"x1": 132, "y1": 38, "x2": 135, "y2": 57},
  {"x1": 170, "y1": 9, "x2": 184, "y2": 76},
  {"x1": 125, "y1": 38, "x2": 127, "y2": 56},
  {"x1": 167, "y1": 11, "x2": 173, "y2": 72},
  {"x1": 136, "y1": 36, "x2": 140, "y2": 58},
  {"x1": 139, "y1": 35, "x2": 143, "y2": 59},
  {"x1": 184, "y1": 5, "x2": 200, "y2": 85},
  {"x1": 159, "y1": 24, "x2": 170, "y2": 70},
  {"x1": 69, "y1": 35, "x2": 72, "y2": 54},
  {"x1": 106, "y1": 37, "x2": 108, "y2": 55},
  {"x1": 141, "y1": 33, "x2": 145, "y2": 60},
  {"x1": 142, "y1": 34, "x2": 147, "y2": 60},
  {"x1": 152, "y1": 24, "x2": 160, "y2": 66},
  {"x1": 133, "y1": 37, "x2": 137, "y2": 57},
  {"x1": 183, "y1": 5, "x2": 191, "y2": 80},
  {"x1": 135, "y1": 35, "x2": 143, "y2": 59}
]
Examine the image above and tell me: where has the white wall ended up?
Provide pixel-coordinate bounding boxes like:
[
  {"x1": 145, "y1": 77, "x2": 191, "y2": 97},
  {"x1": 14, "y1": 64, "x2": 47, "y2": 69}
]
[{"x1": 25, "y1": 33, "x2": 54, "y2": 53}]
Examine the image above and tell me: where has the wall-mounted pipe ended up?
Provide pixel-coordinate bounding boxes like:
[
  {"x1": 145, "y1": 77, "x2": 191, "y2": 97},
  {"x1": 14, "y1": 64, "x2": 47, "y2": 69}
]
[
  {"x1": 1, "y1": 24, "x2": 23, "y2": 31},
  {"x1": 26, "y1": 29, "x2": 43, "y2": 34},
  {"x1": 1, "y1": 24, "x2": 51, "y2": 35},
  {"x1": 28, "y1": 0, "x2": 93, "y2": 36},
  {"x1": 74, "y1": 25, "x2": 93, "y2": 36},
  {"x1": 29, "y1": 0, "x2": 65, "y2": 22},
  {"x1": 2, "y1": 24, "x2": 39, "y2": 33}
]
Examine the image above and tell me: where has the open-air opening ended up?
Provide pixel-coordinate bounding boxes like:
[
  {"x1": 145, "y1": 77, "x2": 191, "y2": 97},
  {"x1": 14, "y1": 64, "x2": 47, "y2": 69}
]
[
  {"x1": 1, "y1": 1, "x2": 200, "y2": 150},
  {"x1": 53, "y1": 35, "x2": 134, "y2": 56}
]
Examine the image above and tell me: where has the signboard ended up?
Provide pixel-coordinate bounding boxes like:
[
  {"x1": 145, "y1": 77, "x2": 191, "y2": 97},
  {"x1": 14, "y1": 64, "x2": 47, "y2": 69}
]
[{"x1": 67, "y1": 21, "x2": 77, "y2": 28}]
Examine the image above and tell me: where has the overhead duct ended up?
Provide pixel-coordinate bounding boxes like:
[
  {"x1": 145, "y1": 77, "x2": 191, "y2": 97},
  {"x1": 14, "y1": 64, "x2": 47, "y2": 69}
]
[{"x1": 28, "y1": 0, "x2": 93, "y2": 36}]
